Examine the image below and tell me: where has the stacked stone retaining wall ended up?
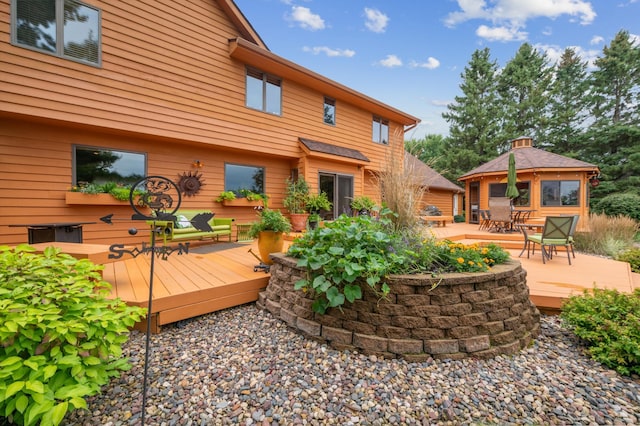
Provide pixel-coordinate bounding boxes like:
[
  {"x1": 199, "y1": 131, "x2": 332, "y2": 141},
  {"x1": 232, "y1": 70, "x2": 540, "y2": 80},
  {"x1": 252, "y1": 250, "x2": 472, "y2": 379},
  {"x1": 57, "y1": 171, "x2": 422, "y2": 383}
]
[{"x1": 258, "y1": 254, "x2": 541, "y2": 362}]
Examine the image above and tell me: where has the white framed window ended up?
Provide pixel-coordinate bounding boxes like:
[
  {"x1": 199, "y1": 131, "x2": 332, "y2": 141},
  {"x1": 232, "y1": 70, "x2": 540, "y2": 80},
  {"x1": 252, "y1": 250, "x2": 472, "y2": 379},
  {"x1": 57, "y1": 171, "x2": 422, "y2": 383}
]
[
  {"x1": 323, "y1": 97, "x2": 336, "y2": 125},
  {"x1": 12, "y1": 0, "x2": 101, "y2": 66},
  {"x1": 246, "y1": 67, "x2": 282, "y2": 115},
  {"x1": 372, "y1": 116, "x2": 389, "y2": 144}
]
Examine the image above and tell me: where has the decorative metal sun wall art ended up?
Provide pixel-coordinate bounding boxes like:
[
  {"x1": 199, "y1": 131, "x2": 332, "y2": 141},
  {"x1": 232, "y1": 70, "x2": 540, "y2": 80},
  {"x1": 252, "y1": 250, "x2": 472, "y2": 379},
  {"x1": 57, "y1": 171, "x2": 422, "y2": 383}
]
[{"x1": 177, "y1": 170, "x2": 205, "y2": 197}]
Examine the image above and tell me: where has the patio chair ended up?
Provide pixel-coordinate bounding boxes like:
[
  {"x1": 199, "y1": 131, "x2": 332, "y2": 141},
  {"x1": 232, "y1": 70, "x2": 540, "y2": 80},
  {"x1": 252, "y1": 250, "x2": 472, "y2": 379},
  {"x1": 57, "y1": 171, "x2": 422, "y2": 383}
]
[
  {"x1": 488, "y1": 197, "x2": 512, "y2": 232},
  {"x1": 525, "y1": 216, "x2": 574, "y2": 264},
  {"x1": 479, "y1": 210, "x2": 491, "y2": 231}
]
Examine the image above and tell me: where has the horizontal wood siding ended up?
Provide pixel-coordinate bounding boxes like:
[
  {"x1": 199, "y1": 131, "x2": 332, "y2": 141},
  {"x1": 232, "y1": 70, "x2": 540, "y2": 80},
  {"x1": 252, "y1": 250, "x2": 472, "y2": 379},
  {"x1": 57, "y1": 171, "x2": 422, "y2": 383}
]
[
  {"x1": 0, "y1": 118, "x2": 292, "y2": 245},
  {"x1": 0, "y1": 0, "x2": 407, "y2": 170},
  {"x1": 421, "y1": 189, "x2": 454, "y2": 216},
  {"x1": 473, "y1": 170, "x2": 592, "y2": 230},
  {"x1": 0, "y1": 0, "x2": 412, "y2": 244}
]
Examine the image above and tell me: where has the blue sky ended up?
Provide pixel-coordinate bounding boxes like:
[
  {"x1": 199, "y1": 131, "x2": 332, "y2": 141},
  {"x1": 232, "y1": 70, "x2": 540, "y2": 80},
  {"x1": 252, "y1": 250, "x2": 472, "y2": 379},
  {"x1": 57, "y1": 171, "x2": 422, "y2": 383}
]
[{"x1": 233, "y1": 0, "x2": 639, "y2": 139}]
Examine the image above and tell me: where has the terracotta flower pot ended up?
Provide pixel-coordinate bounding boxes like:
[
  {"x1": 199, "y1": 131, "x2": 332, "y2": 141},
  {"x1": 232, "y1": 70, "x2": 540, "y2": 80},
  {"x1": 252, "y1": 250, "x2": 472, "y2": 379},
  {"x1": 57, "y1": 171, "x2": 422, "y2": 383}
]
[{"x1": 288, "y1": 213, "x2": 309, "y2": 232}]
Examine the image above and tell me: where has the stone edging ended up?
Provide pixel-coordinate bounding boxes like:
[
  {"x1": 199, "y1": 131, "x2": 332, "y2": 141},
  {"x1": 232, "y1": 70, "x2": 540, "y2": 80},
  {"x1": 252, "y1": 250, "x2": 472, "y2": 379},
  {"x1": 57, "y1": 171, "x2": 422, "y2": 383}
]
[{"x1": 257, "y1": 254, "x2": 541, "y2": 362}]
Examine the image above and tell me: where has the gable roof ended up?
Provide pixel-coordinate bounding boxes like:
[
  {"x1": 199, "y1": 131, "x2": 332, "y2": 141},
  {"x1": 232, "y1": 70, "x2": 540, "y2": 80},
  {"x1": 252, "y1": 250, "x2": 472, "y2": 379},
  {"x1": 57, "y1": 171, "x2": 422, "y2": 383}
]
[
  {"x1": 215, "y1": 0, "x2": 267, "y2": 48},
  {"x1": 459, "y1": 146, "x2": 599, "y2": 180},
  {"x1": 405, "y1": 152, "x2": 464, "y2": 193}
]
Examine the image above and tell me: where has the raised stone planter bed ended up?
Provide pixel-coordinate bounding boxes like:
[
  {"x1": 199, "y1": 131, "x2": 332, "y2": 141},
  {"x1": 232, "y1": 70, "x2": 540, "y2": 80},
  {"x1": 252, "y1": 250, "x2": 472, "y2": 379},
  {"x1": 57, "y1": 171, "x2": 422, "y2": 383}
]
[{"x1": 258, "y1": 254, "x2": 540, "y2": 361}]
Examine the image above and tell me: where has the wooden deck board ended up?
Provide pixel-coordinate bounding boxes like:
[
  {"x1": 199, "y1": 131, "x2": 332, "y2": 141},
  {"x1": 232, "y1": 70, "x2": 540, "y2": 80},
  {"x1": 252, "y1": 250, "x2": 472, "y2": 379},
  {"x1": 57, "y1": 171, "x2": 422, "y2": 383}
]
[{"x1": 96, "y1": 229, "x2": 636, "y2": 332}]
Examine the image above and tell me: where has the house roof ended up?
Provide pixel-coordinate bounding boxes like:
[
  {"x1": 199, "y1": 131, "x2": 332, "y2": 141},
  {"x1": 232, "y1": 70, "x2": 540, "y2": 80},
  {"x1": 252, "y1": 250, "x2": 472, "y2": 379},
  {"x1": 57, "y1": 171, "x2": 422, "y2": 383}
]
[
  {"x1": 216, "y1": 0, "x2": 267, "y2": 48},
  {"x1": 227, "y1": 37, "x2": 420, "y2": 128},
  {"x1": 458, "y1": 146, "x2": 599, "y2": 181},
  {"x1": 405, "y1": 152, "x2": 464, "y2": 193},
  {"x1": 299, "y1": 138, "x2": 370, "y2": 163}
]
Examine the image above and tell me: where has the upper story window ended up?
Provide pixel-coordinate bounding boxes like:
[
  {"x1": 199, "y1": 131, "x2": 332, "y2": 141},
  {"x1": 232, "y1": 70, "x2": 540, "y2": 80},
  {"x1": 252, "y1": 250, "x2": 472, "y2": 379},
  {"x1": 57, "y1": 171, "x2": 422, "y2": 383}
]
[
  {"x1": 73, "y1": 146, "x2": 146, "y2": 185},
  {"x1": 246, "y1": 67, "x2": 282, "y2": 115},
  {"x1": 12, "y1": 0, "x2": 101, "y2": 66},
  {"x1": 372, "y1": 116, "x2": 389, "y2": 145},
  {"x1": 541, "y1": 180, "x2": 580, "y2": 206},
  {"x1": 323, "y1": 97, "x2": 336, "y2": 125}
]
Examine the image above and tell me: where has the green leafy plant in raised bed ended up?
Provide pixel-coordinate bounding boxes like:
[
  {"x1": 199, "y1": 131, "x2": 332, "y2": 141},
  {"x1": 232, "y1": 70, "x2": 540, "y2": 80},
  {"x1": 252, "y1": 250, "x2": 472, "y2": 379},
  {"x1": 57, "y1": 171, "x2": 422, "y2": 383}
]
[
  {"x1": 0, "y1": 245, "x2": 146, "y2": 426},
  {"x1": 287, "y1": 208, "x2": 510, "y2": 314},
  {"x1": 561, "y1": 287, "x2": 640, "y2": 376}
]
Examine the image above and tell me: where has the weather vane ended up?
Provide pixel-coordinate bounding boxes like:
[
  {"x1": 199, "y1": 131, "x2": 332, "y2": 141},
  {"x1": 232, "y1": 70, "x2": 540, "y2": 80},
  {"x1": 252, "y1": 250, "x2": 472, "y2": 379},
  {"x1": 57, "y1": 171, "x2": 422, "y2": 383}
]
[{"x1": 99, "y1": 175, "x2": 212, "y2": 426}]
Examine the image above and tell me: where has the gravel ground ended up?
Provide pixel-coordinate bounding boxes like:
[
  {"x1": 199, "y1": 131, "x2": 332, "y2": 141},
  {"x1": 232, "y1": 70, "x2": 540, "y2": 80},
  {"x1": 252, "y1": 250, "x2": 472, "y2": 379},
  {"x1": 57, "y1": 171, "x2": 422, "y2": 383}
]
[{"x1": 63, "y1": 304, "x2": 640, "y2": 426}]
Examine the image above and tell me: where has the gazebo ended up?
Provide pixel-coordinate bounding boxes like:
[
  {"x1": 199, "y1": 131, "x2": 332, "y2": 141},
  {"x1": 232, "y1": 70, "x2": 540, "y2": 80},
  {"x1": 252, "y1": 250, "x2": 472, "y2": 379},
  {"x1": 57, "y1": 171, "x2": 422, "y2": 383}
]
[{"x1": 458, "y1": 136, "x2": 600, "y2": 230}]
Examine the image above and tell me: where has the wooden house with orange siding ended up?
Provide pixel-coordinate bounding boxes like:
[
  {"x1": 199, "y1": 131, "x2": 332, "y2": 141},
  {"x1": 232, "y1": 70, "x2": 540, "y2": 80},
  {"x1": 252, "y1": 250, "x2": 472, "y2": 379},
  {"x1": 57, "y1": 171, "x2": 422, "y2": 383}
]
[
  {"x1": 0, "y1": 0, "x2": 420, "y2": 246},
  {"x1": 458, "y1": 137, "x2": 600, "y2": 230},
  {"x1": 405, "y1": 152, "x2": 464, "y2": 217}
]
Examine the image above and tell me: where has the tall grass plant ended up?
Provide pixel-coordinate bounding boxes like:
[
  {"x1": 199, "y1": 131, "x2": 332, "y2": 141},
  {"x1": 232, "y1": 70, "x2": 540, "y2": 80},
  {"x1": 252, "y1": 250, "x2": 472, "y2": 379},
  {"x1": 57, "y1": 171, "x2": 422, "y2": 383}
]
[
  {"x1": 573, "y1": 213, "x2": 639, "y2": 257},
  {"x1": 373, "y1": 145, "x2": 426, "y2": 232}
]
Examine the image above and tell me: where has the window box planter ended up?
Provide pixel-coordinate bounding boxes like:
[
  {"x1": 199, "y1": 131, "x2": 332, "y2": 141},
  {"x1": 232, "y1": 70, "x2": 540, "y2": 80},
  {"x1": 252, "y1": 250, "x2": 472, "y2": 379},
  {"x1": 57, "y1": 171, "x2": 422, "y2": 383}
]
[
  {"x1": 221, "y1": 199, "x2": 263, "y2": 207},
  {"x1": 65, "y1": 192, "x2": 134, "y2": 206}
]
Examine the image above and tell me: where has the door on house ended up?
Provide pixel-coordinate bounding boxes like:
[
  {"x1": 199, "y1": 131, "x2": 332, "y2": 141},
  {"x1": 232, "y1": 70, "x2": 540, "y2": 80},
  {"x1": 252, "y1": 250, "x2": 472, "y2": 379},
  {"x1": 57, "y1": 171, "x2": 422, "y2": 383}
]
[
  {"x1": 319, "y1": 173, "x2": 353, "y2": 219},
  {"x1": 469, "y1": 181, "x2": 480, "y2": 224}
]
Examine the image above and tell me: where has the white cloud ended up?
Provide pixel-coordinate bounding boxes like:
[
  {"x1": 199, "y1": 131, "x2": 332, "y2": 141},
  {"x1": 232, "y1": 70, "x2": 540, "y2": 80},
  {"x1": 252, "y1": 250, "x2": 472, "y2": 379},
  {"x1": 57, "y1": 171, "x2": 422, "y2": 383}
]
[
  {"x1": 445, "y1": 0, "x2": 596, "y2": 43},
  {"x1": 542, "y1": 26, "x2": 553, "y2": 36},
  {"x1": 302, "y1": 46, "x2": 356, "y2": 57},
  {"x1": 476, "y1": 25, "x2": 527, "y2": 42},
  {"x1": 410, "y1": 57, "x2": 441, "y2": 69},
  {"x1": 446, "y1": 0, "x2": 596, "y2": 26},
  {"x1": 287, "y1": 6, "x2": 325, "y2": 31},
  {"x1": 534, "y1": 43, "x2": 600, "y2": 69},
  {"x1": 378, "y1": 54, "x2": 403, "y2": 67},
  {"x1": 590, "y1": 35, "x2": 604, "y2": 45},
  {"x1": 630, "y1": 33, "x2": 640, "y2": 46},
  {"x1": 364, "y1": 8, "x2": 389, "y2": 33},
  {"x1": 431, "y1": 99, "x2": 451, "y2": 107}
]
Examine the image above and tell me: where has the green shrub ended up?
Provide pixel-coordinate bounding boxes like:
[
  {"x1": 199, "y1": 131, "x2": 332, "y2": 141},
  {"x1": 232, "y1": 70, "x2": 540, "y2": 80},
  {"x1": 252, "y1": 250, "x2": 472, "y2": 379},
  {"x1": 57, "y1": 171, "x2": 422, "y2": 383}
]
[
  {"x1": 617, "y1": 248, "x2": 640, "y2": 273},
  {"x1": 561, "y1": 288, "x2": 640, "y2": 376},
  {"x1": 0, "y1": 245, "x2": 146, "y2": 426},
  {"x1": 287, "y1": 209, "x2": 510, "y2": 314},
  {"x1": 454, "y1": 214, "x2": 465, "y2": 223},
  {"x1": 592, "y1": 192, "x2": 640, "y2": 221}
]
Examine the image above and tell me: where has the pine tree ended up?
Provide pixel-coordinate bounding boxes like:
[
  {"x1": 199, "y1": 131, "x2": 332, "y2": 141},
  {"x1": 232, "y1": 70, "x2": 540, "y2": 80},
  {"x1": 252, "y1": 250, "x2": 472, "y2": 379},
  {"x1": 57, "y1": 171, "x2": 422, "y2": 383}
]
[
  {"x1": 584, "y1": 30, "x2": 640, "y2": 198},
  {"x1": 545, "y1": 48, "x2": 589, "y2": 155},
  {"x1": 441, "y1": 48, "x2": 502, "y2": 180},
  {"x1": 497, "y1": 43, "x2": 552, "y2": 146}
]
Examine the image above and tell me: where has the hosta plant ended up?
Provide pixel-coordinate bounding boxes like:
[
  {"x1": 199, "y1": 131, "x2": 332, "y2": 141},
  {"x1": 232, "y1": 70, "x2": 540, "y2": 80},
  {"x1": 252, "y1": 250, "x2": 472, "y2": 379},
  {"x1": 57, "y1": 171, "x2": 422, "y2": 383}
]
[
  {"x1": 287, "y1": 209, "x2": 510, "y2": 314},
  {"x1": 0, "y1": 245, "x2": 145, "y2": 426}
]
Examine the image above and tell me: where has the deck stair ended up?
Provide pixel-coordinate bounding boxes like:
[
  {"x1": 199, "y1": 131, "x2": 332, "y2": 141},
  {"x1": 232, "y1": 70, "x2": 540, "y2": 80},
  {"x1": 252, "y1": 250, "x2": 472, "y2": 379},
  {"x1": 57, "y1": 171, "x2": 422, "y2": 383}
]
[{"x1": 445, "y1": 231, "x2": 525, "y2": 250}]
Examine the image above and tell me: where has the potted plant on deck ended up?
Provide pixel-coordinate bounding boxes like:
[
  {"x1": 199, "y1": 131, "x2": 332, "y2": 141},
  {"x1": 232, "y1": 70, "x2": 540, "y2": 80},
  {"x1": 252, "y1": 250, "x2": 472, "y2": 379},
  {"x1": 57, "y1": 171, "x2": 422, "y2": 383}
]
[
  {"x1": 283, "y1": 177, "x2": 310, "y2": 232},
  {"x1": 248, "y1": 207, "x2": 292, "y2": 265},
  {"x1": 306, "y1": 192, "x2": 332, "y2": 230},
  {"x1": 350, "y1": 195, "x2": 376, "y2": 216}
]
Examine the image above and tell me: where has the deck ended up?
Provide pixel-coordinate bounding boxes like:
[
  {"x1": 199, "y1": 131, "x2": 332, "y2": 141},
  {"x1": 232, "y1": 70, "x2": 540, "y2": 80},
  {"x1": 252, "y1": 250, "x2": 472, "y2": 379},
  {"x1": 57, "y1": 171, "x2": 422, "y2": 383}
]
[
  {"x1": 102, "y1": 243, "x2": 271, "y2": 332},
  {"x1": 92, "y1": 222, "x2": 638, "y2": 331}
]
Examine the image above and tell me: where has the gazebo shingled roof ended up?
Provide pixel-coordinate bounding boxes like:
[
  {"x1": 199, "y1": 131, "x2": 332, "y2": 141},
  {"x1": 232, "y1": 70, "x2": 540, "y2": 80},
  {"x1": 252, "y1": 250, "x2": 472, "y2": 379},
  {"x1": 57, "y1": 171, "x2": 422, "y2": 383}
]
[{"x1": 459, "y1": 138, "x2": 598, "y2": 180}]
